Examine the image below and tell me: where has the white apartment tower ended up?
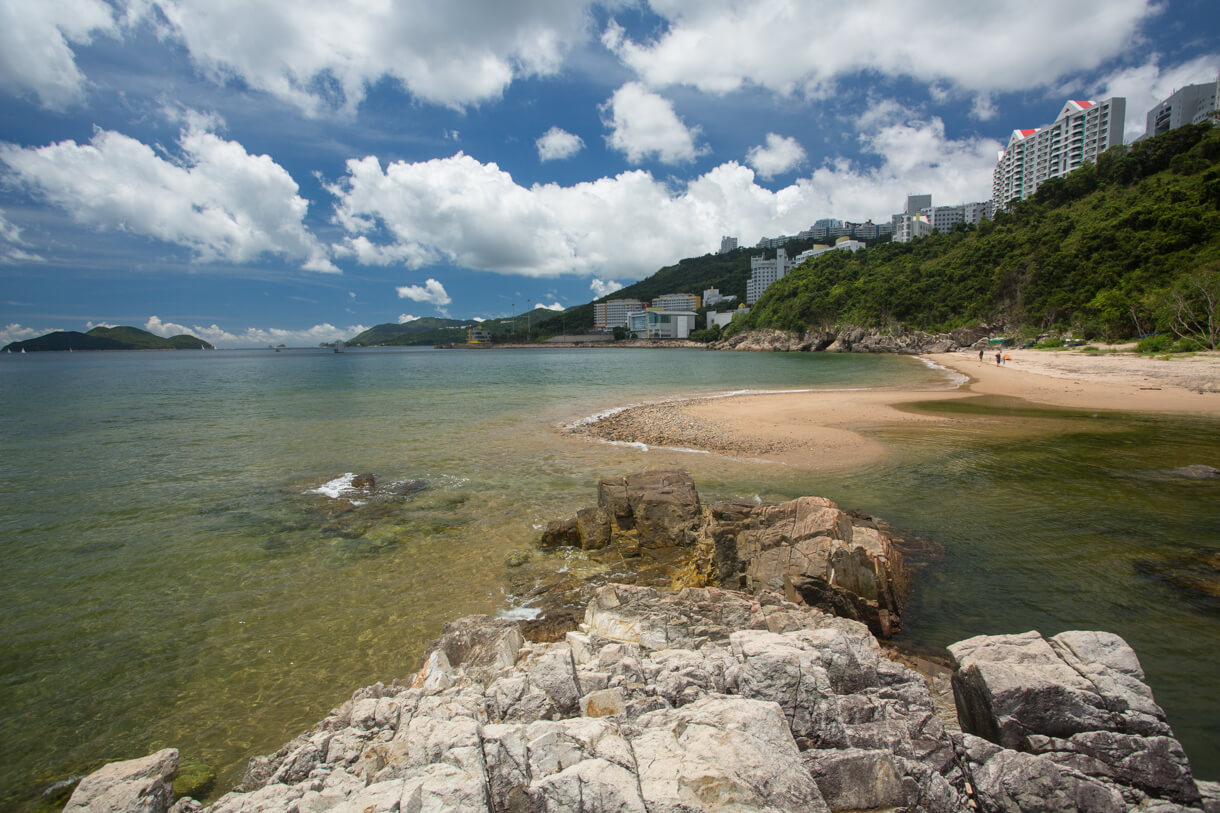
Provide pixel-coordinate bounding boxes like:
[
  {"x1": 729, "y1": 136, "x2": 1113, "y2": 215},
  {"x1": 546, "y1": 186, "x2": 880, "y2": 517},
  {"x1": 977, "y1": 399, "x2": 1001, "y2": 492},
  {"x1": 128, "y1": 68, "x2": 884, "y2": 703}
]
[
  {"x1": 746, "y1": 248, "x2": 793, "y2": 304},
  {"x1": 993, "y1": 98, "x2": 1125, "y2": 209}
]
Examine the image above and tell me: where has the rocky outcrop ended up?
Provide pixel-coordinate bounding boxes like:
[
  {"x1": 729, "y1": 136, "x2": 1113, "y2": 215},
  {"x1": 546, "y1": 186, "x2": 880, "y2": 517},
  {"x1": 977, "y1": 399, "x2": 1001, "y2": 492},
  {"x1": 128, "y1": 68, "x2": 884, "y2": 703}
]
[
  {"x1": 63, "y1": 748, "x2": 178, "y2": 813},
  {"x1": 541, "y1": 471, "x2": 909, "y2": 638},
  {"x1": 70, "y1": 586, "x2": 1216, "y2": 813},
  {"x1": 951, "y1": 629, "x2": 1211, "y2": 811},
  {"x1": 712, "y1": 324, "x2": 994, "y2": 354}
]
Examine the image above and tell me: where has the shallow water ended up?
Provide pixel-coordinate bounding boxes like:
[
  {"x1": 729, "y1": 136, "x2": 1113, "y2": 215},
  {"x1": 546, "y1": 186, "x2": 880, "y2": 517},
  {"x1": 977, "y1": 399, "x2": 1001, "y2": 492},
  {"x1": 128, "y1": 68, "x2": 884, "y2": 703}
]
[{"x1": 0, "y1": 347, "x2": 1216, "y2": 808}]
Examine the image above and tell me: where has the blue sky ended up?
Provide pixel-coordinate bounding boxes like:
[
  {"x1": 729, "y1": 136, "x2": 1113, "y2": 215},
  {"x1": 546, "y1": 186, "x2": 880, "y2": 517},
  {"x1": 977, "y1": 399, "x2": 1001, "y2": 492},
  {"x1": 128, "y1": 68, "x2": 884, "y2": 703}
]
[{"x1": 1, "y1": 0, "x2": 1217, "y2": 347}]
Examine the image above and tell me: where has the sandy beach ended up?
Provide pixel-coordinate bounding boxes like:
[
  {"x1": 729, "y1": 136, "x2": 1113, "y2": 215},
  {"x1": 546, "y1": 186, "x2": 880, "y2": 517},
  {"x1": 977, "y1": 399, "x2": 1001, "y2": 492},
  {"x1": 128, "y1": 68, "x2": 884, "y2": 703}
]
[{"x1": 567, "y1": 348, "x2": 1220, "y2": 467}]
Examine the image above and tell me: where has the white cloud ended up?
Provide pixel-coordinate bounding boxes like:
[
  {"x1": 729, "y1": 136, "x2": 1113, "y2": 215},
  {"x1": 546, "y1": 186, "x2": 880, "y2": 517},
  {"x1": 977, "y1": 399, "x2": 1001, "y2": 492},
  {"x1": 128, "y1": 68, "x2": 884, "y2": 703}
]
[
  {"x1": 144, "y1": 315, "x2": 366, "y2": 348},
  {"x1": 0, "y1": 210, "x2": 45, "y2": 264},
  {"x1": 745, "y1": 133, "x2": 806, "y2": 179},
  {"x1": 590, "y1": 277, "x2": 624, "y2": 297},
  {"x1": 397, "y1": 313, "x2": 421, "y2": 323},
  {"x1": 970, "y1": 93, "x2": 998, "y2": 122},
  {"x1": 602, "y1": 82, "x2": 706, "y2": 164},
  {"x1": 1090, "y1": 54, "x2": 1220, "y2": 140},
  {"x1": 396, "y1": 278, "x2": 451, "y2": 306},
  {"x1": 0, "y1": 0, "x2": 116, "y2": 109},
  {"x1": 0, "y1": 323, "x2": 52, "y2": 345},
  {"x1": 536, "y1": 127, "x2": 585, "y2": 161},
  {"x1": 135, "y1": 0, "x2": 596, "y2": 114},
  {"x1": 0, "y1": 119, "x2": 336, "y2": 271},
  {"x1": 328, "y1": 113, "x2": 998, "y2": 282},
  {"x1": 608, "y1": 1, "x2": 1156, "y2": 97},
  {"x1": 540, "y1": 301, "x2": 564, "y2": 311}
]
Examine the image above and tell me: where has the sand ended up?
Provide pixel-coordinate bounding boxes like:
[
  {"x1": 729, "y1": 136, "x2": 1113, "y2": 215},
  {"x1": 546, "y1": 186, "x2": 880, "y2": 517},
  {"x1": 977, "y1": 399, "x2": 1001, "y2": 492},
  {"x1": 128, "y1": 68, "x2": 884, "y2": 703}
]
[{"x1": 566, "y1": 349, "x2": 1220, "y2": 469}]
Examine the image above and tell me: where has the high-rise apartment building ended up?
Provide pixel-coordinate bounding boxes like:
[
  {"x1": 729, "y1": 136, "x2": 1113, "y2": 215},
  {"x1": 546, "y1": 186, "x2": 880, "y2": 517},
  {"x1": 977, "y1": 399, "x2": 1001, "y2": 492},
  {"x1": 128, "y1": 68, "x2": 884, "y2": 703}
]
[
  {"x1": 1143, "y1": 81, "x2": 1219, "y2": 139},
  {"x1": 719, "y1": 236, "x2": 739, "y2": 253},
  {"x1": 993, "y1": 98, "x2": 1125, "y2": 209},
  {"x1": 746, "y1": 248, "x2": 793, "y2": 304}
]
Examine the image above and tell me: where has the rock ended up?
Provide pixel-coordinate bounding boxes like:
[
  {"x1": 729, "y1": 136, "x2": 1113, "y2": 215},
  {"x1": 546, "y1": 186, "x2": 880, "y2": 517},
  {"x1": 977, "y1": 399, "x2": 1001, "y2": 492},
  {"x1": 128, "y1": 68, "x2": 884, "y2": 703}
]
[
  {"x1": 349, "y1": 473, "x2": 375, "y2": 489},
  {"x1": 803, "y1": 747, "x2": 904, "y2": 811},
  {"x1": 628, "y1": 696, "x2": 830, "y2": 813},
  {"x1": 64, "y1": 748, "x2": 178, "y2": 813},
  {"x1": 597, "y1": 470, "x2": 701, "y2": 547},
  {"x1": 950, "y1": 630, "x2": 1204, "y2": 809},
  {"x1": 712, "y1": 324, "x2": 996, "y2": 355},
  {"x1": 541, "y1": 472, "x2": 910, "y2": 638}
]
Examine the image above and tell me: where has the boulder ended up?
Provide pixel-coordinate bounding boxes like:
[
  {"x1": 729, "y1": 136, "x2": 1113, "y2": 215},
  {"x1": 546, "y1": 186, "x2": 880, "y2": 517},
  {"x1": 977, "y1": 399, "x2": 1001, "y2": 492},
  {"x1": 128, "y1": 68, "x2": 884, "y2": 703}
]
[
  {"x1": 64, "y1": 748, "x2": 178, "y2": 813},
  {"x1": 950, "y1": 630, "x2": 1204, "y2": 808},
  {"x1": 597, "y1": 470, "x2": 700, "y2": 547}
]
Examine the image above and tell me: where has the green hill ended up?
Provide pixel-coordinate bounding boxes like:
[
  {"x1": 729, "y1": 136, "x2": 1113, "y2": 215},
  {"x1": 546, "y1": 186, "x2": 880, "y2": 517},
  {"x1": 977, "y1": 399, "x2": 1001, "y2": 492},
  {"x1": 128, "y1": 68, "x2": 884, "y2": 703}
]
[
  {"x1": 4, "y1": 326, "x2": 213, "y2": 352},
  {"x1": 735, "y1": 123, "x2": 1220, "y2": 349}
]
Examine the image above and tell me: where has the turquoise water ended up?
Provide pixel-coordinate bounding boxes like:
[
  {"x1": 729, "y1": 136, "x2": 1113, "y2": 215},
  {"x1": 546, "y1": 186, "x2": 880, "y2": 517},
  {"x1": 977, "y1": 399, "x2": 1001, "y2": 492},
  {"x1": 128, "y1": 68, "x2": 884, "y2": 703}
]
[{"x1": 0, "y1": 347, "x2": 1216, "y2": 808}]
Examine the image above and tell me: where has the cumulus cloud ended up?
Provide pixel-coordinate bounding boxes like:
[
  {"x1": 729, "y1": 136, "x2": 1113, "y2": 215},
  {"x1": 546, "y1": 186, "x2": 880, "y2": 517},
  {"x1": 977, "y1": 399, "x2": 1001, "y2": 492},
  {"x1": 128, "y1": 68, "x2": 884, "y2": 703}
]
[
  {"x1": 746, "y1": 133, "x2": 806, "y2": 179},
  {"x1": 607, "y1": 1, "x2": 1156, "y2": 97},
  {"x1": 398, "y1": 313, "x2": 421, "y2": 323},
  {"x1": 602, "y1": 82, "x2": 707, "y2": 164},
  {"x1": 540, "y1": 301, "x2": 564, "y2": 311},
  {"x1": 328, "y1": 112, "x2": 998, "y2": 282},
  {"x1": 396, "y1": 278, "x2": 451, "y2": 306},
  {"x1": 0, "y1": 0, "x2": 116, "y2": 109},
  {"x1": 132, "y1": 0, "x2": 595, "y2": 114},
  {"x1": 591, "y1": 278, "x2": 624, "y2": 298},
  {"x1": 0, "y1": 119, "x2": 336, "y2": 271},
  {"x1": 144, "y1": 315, "x2": 366, "y2": 348},
  {"x1": 536, "y1": 127, "x2": 585, "y2": 161},
  {"x1": 0, "y1": 323, "x2": 52, "y2": 345},
  {"x1": 1090, "y1": 54, "x2": 1220, "y2": 140}
]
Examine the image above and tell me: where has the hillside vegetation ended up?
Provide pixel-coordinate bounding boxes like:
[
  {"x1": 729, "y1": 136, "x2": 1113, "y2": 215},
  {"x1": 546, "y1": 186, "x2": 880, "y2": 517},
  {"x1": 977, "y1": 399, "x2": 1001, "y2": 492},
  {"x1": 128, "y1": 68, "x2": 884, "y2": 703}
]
[
  {"x1": 4, "y1": 325, "x2": 213, "y2": 352},
  {"x1": 734, "y1": 124, "x2": 1220, "y2": 349}
]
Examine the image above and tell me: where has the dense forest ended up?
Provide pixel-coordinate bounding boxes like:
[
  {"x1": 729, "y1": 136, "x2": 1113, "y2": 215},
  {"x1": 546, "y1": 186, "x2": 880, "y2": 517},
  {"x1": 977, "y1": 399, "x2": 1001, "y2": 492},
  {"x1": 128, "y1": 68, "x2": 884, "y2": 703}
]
[{"x1": 734, "y1": 123, "x2": 1220, "y2": 349}]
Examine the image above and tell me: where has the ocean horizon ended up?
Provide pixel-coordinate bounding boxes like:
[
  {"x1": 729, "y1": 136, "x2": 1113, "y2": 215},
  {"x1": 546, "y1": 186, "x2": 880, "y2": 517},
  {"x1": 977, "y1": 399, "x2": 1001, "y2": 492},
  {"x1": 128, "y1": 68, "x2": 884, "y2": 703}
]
[{"x1": 1, "y1": 346, "x2": 1217, "y2": 808}]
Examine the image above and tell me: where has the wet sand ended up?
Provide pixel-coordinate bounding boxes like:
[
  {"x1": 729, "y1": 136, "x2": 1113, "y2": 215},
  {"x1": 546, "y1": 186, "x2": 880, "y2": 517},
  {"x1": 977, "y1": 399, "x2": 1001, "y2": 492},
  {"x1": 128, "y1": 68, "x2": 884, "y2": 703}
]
[{"x1": 566, "y1": 349, "x2": 1220, "y2": 468}]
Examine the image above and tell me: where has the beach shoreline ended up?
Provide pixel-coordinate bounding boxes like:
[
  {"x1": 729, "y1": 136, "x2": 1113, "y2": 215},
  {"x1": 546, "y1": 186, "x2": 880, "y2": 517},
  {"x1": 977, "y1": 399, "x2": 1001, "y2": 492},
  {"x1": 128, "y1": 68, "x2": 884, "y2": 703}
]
[{"x1": 565, "y1": 349, "x2": 1220, "y2": 468}]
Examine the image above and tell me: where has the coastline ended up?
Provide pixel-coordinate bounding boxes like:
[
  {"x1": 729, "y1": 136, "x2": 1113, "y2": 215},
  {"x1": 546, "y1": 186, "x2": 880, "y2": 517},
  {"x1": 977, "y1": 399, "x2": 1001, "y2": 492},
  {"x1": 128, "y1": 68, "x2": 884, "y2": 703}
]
[{"x1": 566, "y1": 349, "x2": 1220, "y2": 468}]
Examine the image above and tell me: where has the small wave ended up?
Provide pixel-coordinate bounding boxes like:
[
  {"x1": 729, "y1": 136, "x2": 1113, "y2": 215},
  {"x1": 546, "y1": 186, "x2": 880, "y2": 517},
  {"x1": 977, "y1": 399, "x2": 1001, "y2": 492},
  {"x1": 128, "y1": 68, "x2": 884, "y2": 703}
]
[
  {"x1": 916, "y1": 356, "x2": 969, "y2": 389},
  {"x1": 306, "y1": 473, "x2": 358, "y2": 499},
  {"x1": 497, "y1": 605, "x2": 543, "y2": 621}
]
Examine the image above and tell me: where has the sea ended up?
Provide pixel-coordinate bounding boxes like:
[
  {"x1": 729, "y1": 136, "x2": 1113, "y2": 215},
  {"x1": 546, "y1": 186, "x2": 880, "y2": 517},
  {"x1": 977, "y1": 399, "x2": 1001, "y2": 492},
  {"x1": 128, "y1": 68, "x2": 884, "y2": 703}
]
[{"x1": 1, "y1": 346, "x2": 1218, "y2": 808}]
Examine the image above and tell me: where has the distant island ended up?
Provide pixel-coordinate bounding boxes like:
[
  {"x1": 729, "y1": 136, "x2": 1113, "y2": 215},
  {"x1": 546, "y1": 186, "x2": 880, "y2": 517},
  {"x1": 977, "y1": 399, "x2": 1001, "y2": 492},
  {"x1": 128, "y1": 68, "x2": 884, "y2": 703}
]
[{"x1": 3, "y1": 325, "x2": 214, "y2": 353}]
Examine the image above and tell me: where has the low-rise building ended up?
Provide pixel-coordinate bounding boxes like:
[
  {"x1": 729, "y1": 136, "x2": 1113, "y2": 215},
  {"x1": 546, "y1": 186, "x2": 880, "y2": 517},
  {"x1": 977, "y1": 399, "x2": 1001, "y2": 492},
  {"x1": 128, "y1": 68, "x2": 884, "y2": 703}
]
[
  {"x1": 593, "y1": 298, "x2": 646, "y2": 330},
  {"x1": 651, "y1": 293, "x2": 701, "y2": 311},
  {"x1": 702, "y1": 287, "x2": 737, "y2": 307},
  {"x1": 628, "y1": 309, "x2": 697, "y2": 339}
]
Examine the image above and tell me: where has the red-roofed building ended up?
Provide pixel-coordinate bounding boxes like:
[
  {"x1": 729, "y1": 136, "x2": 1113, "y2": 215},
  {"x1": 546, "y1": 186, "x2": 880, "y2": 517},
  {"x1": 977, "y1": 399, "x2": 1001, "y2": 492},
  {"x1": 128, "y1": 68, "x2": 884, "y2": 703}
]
[{"x1": 993, "y1": 97, "x2": 1125, "y2": 209}]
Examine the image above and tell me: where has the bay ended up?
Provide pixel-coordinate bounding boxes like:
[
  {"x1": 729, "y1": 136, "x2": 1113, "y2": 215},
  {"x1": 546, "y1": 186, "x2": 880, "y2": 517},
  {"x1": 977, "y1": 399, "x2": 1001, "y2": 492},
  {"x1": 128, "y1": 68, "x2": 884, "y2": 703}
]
[{"x1": 0, "y1": 346, "x2": 1216, "y2": 808}]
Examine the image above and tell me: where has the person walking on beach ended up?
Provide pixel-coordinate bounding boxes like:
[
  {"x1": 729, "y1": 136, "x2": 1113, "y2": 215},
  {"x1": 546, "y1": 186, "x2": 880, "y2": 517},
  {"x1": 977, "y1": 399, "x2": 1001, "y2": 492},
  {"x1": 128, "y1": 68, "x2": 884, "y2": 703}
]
[
  {"x1": 978, "y1": 348, "x2": 984, "y2": 362},
  {"x1": 995, "y1": 351, "x2": 1002, "y2": 366}
]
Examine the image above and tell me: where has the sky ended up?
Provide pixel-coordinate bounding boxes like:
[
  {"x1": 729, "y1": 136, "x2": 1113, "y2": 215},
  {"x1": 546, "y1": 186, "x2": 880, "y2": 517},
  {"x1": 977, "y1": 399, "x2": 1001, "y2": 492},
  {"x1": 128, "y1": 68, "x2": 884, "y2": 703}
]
[{"x1": 1, "y1": 0, "x2": 1218, "y2": 347}]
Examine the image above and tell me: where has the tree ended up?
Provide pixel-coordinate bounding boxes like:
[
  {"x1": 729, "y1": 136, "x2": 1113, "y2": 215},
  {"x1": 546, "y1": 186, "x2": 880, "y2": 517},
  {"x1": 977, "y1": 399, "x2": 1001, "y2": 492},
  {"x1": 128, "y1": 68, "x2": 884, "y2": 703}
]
[{"x1": 1156, "y1": 266, "x2": 1220, "y2": 349}]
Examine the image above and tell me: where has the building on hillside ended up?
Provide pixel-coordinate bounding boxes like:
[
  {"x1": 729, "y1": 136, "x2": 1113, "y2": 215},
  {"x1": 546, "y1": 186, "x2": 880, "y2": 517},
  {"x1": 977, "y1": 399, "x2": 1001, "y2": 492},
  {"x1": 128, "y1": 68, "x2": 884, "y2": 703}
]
[
  {"x1": 702, "y1": 287, "x2": 737, "y2": 307},
  {"x1": 992, "y1": 97, "x2": 1125, "y2": 209},
  {"x1": 467, "y1": 326, "x2": 491, "y2": 344},
  {"x1": 1142, "y1": 80, "x2": 1219, "y2": 139},
  {"x1": 892, "y1": 212, "x2": 932, "y2": 243},
  {"x1": 593, "y1": 298, "x2": 646, "y2": 331},
  {"x1": 756, "y1": 235, "x2": 790, "y2": 249},
  {"x1": 628, "y1": 309, "x2": 697, "y2": 339},
  {"x1": 746, "y1": 247, "x2": 793, "y2": 304},
  {"x1": 651, "y1": 293, "x2": 702, "y2": 311},
  {"x1": 891, "y1": 195, "x2": 993, "y2": 242},
  {"x1": 719, "y1": 236, "x2": 739, "y2": 253},
  {"x1": 792, "y1": 238, "x2": 866, "y2": 267},
  {"x1": 706, "y1": 309, "x2": 745, "y2": 330}
]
